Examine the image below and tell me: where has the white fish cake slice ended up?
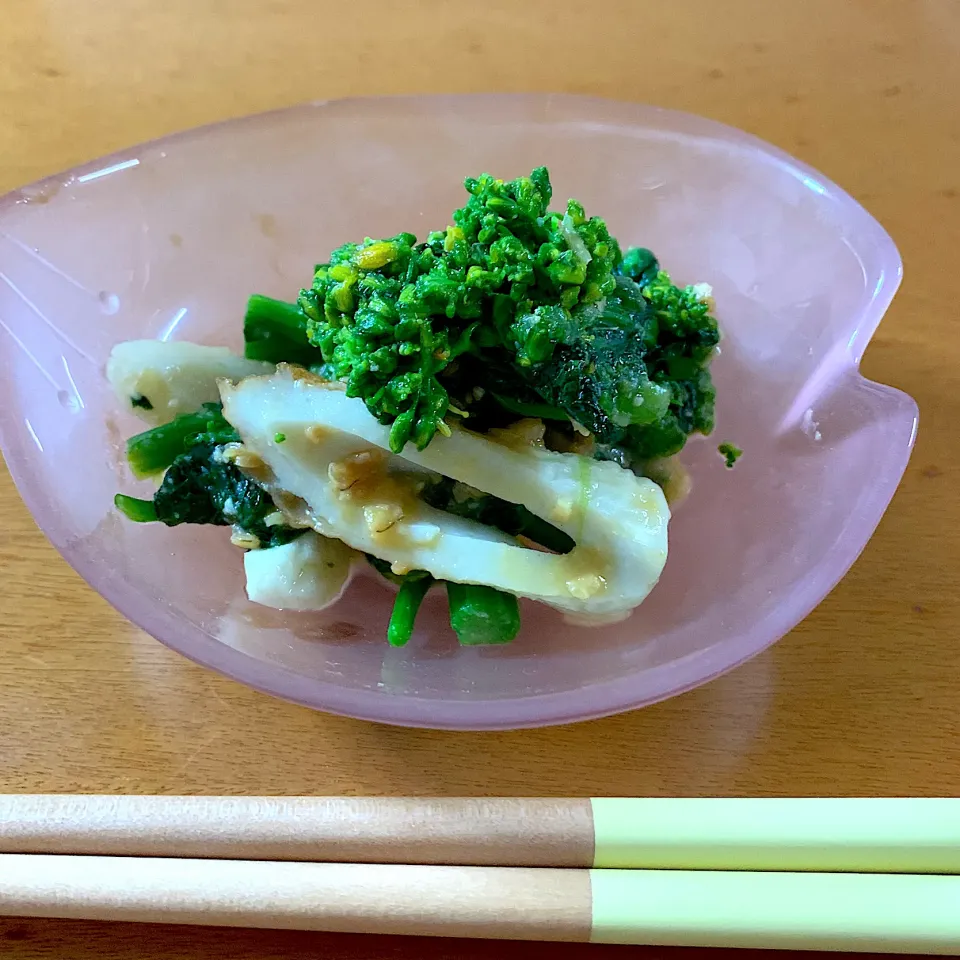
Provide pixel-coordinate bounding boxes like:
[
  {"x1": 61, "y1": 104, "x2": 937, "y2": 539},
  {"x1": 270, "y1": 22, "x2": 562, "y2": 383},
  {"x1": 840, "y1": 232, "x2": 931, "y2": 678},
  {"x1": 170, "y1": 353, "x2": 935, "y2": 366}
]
[{"x1": 220, "y1": 366, "x2": 669, "y2": 620}]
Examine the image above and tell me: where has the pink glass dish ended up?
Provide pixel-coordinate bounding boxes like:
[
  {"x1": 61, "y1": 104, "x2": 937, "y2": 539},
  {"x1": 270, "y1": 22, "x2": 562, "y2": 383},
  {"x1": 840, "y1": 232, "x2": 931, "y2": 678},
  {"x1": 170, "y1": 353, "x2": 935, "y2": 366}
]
[{"x1": 0, "y1": 95, "x2": 916, "y2": 729}]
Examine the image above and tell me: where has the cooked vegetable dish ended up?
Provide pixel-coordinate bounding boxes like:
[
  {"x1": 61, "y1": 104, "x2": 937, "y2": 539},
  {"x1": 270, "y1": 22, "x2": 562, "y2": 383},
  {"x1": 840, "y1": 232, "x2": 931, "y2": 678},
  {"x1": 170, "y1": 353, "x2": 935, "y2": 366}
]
[{"x1": 109, "y1": 167, "x2": 730, "y2": 646}]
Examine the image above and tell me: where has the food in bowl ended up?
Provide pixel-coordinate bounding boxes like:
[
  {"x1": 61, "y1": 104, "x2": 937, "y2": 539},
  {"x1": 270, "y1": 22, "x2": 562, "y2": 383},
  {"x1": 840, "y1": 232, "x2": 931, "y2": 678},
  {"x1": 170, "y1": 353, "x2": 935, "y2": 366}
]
[{"x1": 108, "y1": 166, "x2": 733, "y2": 647}]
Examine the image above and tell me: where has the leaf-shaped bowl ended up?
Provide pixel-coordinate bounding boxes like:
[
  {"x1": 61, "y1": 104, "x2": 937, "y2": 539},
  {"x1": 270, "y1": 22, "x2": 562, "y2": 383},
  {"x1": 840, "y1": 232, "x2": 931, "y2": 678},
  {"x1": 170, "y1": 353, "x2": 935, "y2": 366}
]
[{"x1": 0, "y1": 94, "x2": 916, "y2": 729}]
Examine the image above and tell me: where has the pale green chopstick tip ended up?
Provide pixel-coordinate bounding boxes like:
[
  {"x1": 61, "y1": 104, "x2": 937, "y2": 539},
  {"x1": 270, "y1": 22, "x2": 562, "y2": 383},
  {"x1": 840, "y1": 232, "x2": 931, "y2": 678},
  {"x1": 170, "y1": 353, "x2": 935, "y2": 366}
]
[
  {"x1": 588, "y1": 869, "x2": 960, "y2": 952},
  {"x1": 589, "y1": 798, "x2": 960, "y2": 873}
]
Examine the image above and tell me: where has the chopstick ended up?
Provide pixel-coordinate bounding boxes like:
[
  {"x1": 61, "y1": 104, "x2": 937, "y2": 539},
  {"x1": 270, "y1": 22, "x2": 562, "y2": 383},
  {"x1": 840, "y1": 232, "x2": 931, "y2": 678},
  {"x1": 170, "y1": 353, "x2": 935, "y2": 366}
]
[
  {"x1": 1, "y1": 855, "x2": 959, "y2": 953},
  {"x1": 3, "y1": 798, "x2": 959, "y2": 953},
  {"x1": 1, "y1": 796, "x2": 958, "y2": 873}
]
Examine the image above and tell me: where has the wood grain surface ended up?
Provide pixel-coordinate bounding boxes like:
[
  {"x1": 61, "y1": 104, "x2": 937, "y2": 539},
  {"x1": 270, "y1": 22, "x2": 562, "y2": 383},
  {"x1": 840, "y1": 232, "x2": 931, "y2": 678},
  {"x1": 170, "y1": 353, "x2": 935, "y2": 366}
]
[
  {"x1": 1, "y1": 0, "x2": 958, "y2": 956},
  {"x1": 0, "y1": 796, "x2": 596, "y2": 865}
]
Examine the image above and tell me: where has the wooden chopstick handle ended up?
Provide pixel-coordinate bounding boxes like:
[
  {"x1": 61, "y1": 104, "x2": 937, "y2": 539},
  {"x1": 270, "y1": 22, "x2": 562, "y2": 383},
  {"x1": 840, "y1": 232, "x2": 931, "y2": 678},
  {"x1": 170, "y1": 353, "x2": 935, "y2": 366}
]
[
  {"x1": 0, "y1": 796, "x2": 595, "y2": 866},
  {"x1": 0, "y1": 856, "x2": 591, "y2": 941}
]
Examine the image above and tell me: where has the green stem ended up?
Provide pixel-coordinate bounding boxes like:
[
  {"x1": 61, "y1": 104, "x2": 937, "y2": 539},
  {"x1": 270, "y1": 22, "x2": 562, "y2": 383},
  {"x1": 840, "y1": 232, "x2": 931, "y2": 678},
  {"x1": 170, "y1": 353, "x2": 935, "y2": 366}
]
[
  {"x1": 114, "y1": 493, "x2": 158, "y2": 523},
  {"x1": 490, "y1": 392, "x2": 569, "y2": 422},
  {"x1": 513, "y1": 512, "x2": 574, "y2": 554},
  {"x1": 420, "y1": 480, "x2": 574, "y2": 555},
  {"x1": 125, "y1": 405, "x2": 236, "y2": 478},
  {"x1": 243, "y1": 294, "x2": 325, "y2": 366},
  {"x1": 446, "y1": 582, "x2": 521, "y2": 645},
  {"x1": 387, "y1": 575, "x2": 434, "y2": 647}
]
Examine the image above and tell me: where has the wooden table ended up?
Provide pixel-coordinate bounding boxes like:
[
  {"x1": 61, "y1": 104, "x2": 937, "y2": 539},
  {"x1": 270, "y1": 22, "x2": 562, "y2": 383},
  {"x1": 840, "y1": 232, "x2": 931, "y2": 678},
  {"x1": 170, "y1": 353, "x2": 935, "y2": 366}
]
[{"x1": 1, "y1": 0, "x2": 958, "y2": 956}]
